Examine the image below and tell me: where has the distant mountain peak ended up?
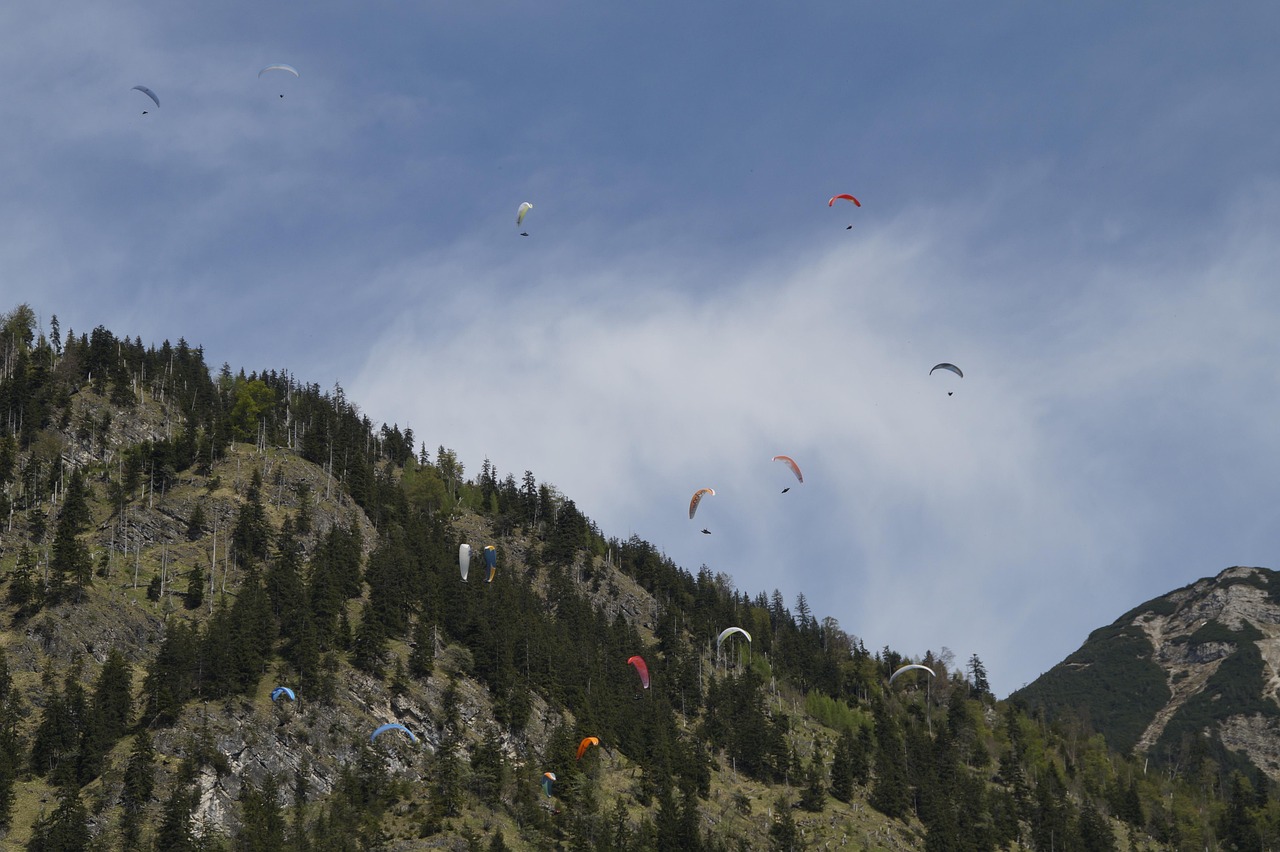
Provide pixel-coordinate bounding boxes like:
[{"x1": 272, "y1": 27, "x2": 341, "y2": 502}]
[{"x1": 1013, "y1": 566, "x2": 1280, "y2": 781}]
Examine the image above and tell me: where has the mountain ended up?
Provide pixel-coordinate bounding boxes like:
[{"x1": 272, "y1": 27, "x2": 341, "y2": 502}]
[
  {"x1": 2, "y1": 304, "x2": 1278, "y2": 850},
  {"x1": 1011, "y1": 565, "x2": 1280, "y2": 782}
]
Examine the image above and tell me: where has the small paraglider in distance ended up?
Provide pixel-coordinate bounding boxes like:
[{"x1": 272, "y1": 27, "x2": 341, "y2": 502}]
[
  {"x1": 689, "y1": 487, "x2": 715, "y2": 520},
  {"x1": 772, "y1": 455, "x2": 803, "y2": 492},
  {"x1": 517, "y1": 201, "x2": 533, "y2": 236},
  {"x1": 575, "y1": 736, "x2": 600, "y2": 761},
  {"x1": 700, "y1": 528, "x2": 711, "y2": 535},
  {"x1": 889, "y1": 664, "x2": 936, "y2": 686},
  {"x1": 484, "y1": 545, "x2": 497, "y2": 583},
  {"x1": 259, "y1": 64, "x2": 299, "y2": 98},
  {"x1": 716, "y1": 626, "x2": 751, "y2": 654},
  {"x1": 270, "y1": 686, "x2": 295, "y2": 702},
  {"x1": 541, "y1": 772, "x2": 556, "y2": 798},
  {"x1": 371, "y1": 722, "x2": 418, "y2": 743},
  {"x1": 132, "y1": 85, "x2": 159, "y2": 114},
  {"x1": 829, "y1": 193, "x2": 861, "y2": 228},
  {"x1": 627, "y1": 655, "x2": 650, "y2": 690},
  {"x1": 459, "y1": 543, "x2": 471, "y2": 582},
  {"x1": 929, "y1": 363, "x2": 963, "y2": 396}
]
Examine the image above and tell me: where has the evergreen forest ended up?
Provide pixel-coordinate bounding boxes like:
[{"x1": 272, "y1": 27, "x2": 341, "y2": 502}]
[{"x1": 1, "y1": 303, "x2": 1278, "y2": 851}]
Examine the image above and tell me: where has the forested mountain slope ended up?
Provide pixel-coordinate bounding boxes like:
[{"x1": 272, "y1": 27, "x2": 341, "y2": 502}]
[
  {"x1": 1011, "y1": 565, "x2": 1280, "y2": 784},
  {"x1": 1, "y1": 303, "x2": 1277, "y2": 851}
]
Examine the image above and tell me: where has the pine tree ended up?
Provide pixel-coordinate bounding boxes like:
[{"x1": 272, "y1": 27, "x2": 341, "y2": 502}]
[
  {"x1": 350, "y1": 601, "x2": 388, "y2": 678},
  {"x1": 9, "y1": 544, "x2": 39, "y2": 613},
  {"x1": 232, "y1": 468, "x2": 271, "y2": 564},
  {"x1": 800, "y1": 757, "x2": 826, "y2": 812},
  {"x1": 154, "y1": 764, "x2": 200, "y2": 852},
  {"x1": 829, "y1": 728, "x2": 857, "y2": 802},
  {"x1": 183, "y1": 564, "x2": 204, "y2": 610},
  {"x1": 0, "y1": 648, "x2": 24, "y2": 832},
  {"x1": 29, "y1": 664, "x2": 83, "y2": 784},
  {"x1": 869, "y1": 705, "x2": 911, "y2": 820},
  {"x1": 408, "y1": 619, "x2": 434, "y2": 680},
  {"x1": 967, "y1": 654, "x2": 990, "y2": 698},
  {"x1": 767, "y1": 795, "x2": 800, "y2": 852},
  {"x1": 1220, "y1": 773, "x2": 1261, "y2": 852},
  {"x1": 26, "y1": 782, "x2": 90, "y2": 852},
  {"x1": 186, "y1": 501, "x2": 206, "y2": 540},
  {"x1": 238, "y1": 774, "x2": 288, "y2": 849},
  {"x1": 48, "y1": 468, "x2": 93, "y2": 603},
  {"x1": 118, "y1": 732, "x2": 156, "y2": 851}
]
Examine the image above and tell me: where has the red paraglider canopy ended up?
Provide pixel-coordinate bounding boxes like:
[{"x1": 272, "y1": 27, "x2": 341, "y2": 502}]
[{"x1": 828, "y1": 193, "x2": 861, "y2": 207}]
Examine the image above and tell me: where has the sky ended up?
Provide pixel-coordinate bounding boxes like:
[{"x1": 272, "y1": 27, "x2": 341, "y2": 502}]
[{"x1": 4, "y1": 1, "x2": 1280, "y2": 696}]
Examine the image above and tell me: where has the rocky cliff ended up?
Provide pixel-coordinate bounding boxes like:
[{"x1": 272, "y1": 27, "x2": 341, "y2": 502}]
[{"x1": 1012, "y1": 566, "x2": 1280, "y2": 781}]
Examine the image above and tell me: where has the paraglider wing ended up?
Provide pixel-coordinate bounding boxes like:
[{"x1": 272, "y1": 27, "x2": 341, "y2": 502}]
[
  {"x1": 371, "y1": 723, "x2": 417, "y2": 743},
  {"x1": 689, "y1": 488, "x2": 715, "y2": 520},
  {"x1": 132, "y1": 85, "x2": 160, "y2": 108},
  {"x1": 716, "y1": 626, "x2": 751, "y2": 653},
  {"x1": 771, "y1": 455, "x2": 803, "y2": 484},
  {"x1": 517, "y1": 202, "x2": 533, "y2": 226},
  {"x1": 542, "y1": 772, "x2": 556, "y2": 797},
  {"x1": 627, "y1": 655, "x2": 650, "y2": 689},
  {"x1": 889, "y1": 664, "x2": 936, "y2": 686},
  {"x1": 929, "y1": 363, "x2": 964, "y2": 378},
  {"x1": 484, "y1": 545, "x2": 497, "y2": 583},
  {"x1": 827, "y1": 193, "x2": 861, "y2": 208},
  {"x1": 459, "y1": 544, "x2": 471, "y2": 582},
  {"x1": 270, "y1": 686, "x2": 295, "y2": 702},
  {"x1": 575, "y1": 736, "x2": 600, "y2": 760},
  {"x1": 258, "y1": 64, "x2": 300, "y2": 78}
]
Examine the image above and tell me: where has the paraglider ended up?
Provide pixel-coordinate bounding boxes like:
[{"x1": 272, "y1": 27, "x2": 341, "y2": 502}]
[
  {"x1": 700, "y1": 528, "x2": 711, "y2": 535},
  {"x1": 132, "y1": 85, "x2": 159, "y2": 114},
  {"x1": 930, "y1": 363, "x2": 963, "y2": 395},
  {"x1": 517, "y1": 202, "x2": 533, "y2": 235},
  {"x1": 459, "y1": 544, "x2": 471, "y2": 582},
  {"x1": 627, "y1": 655, "x2": 650, "y2": 689},
  {"x1": 689, "y1": 488, "x2": 715, "y2": 520},
  {"x1": 716, "y1": 627, "x2": 751, "y2": 654},
  {"x1": 829, "y1": 193, "x2": 861, "y2": 227},
  {"x1": 889, "y1": 664, "x2": 936, "y2": 685},
  {"x1": 270, "y1": 686, "x2": 295, "y2": 702},
  {"x1": 259, "y1": 64, "x2": 298, "y2": 97},
  {"x1": 371, "y1": 723, "x2": 417, "y2": 743},
  {"x1": 575, "y1": 736, "x2": 600, "y2": 761},
  {"x1": 772, "y1": 455, "x2": 803, "y2": 491},
  {"x1": 541, "y1": 772, "x2": 556, "y2": 798},
  {"x1": 259, "y1": 64, "x2": 299, "y2": 78},
  {"x1": 484, "y1": 545, "x2": 497, "y2": 583}
]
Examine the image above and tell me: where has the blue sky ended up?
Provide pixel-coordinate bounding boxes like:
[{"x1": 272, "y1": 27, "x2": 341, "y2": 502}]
[{"x1": 5, "y1": 1, "x2": 1280, "y2": 695}]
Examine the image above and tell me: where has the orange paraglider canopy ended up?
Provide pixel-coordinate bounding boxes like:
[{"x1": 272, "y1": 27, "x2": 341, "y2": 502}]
[
  {"x1": 689, "y1": 488, "x2": 715, "y2": 520},
  {"x1": 828, "y1": 193, "x2": 861, "y2": 207},
  {"x1": 576, "y1": 736, "x2": 600, "y2": 760}
]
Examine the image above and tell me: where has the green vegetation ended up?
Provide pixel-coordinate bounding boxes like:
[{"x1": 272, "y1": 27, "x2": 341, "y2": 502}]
[
  {"x1": 1009, "y1": 622, "x2": 1169, "y2": 755},
  {"x1": 1, "y1": 304, "x2": 1279, "y2": 850}
]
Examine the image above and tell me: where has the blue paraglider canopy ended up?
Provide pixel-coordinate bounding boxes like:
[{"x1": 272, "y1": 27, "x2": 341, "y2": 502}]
[
  {"x1": 271, "y1": 686, "x2": 296, "y2": 702},
  {"x1": 371, "y1": 722, "x2": 417, "y2": 743}
]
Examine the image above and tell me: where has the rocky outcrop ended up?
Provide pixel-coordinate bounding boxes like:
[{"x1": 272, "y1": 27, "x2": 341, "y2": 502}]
[{"x1": 1016, "y1": 566, "x2": 1280, "y2": 781}]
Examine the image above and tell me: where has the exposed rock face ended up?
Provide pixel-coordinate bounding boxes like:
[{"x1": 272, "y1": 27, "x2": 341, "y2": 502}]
[{"x1": 1013, "y1": 566, "x2": 1280, "y2": 781}]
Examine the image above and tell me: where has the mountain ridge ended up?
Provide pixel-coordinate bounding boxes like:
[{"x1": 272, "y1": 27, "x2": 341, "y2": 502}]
[
  {"x1": 1012, "y1": 565, "x2": 1280, "y2": 782},
  {"x1": 2, "y1": 304, "x2": 1277, "y2": 849}
]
